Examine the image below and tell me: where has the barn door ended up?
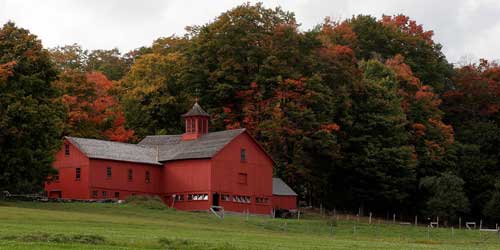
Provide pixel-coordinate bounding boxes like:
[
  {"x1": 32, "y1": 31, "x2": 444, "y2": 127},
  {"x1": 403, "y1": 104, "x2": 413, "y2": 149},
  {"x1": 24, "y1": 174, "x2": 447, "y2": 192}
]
[{"x1": 212, "y1": 192, "x2": 219, "y2": 206}]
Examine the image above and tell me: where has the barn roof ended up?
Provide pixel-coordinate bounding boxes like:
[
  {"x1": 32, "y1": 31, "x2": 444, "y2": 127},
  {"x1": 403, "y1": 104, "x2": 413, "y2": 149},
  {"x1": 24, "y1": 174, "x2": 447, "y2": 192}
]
[
  {"x1": 66, "y1": 128, "x2": 260, "y2": 164},
  {"x1": 272, "y1": 178, "x2": 297, "y2": 196},
  {"x1": 66, "y1": 137, "x2": 161, "y2": 165},
  {"x1": 139, "y1": 128, "x2": 246, "y2": 161}
]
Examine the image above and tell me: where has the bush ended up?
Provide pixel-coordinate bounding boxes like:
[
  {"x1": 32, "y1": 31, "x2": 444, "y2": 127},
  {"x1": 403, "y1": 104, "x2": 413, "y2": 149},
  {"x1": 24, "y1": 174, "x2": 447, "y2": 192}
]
[{"x1": 125, "y1": 195, "x2": 167, "y2": 209}]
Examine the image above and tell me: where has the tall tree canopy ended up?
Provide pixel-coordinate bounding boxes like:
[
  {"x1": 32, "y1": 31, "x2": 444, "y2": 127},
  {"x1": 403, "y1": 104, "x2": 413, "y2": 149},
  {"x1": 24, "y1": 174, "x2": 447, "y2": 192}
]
[{"x1": 0, "y1": 22, "x2": 65, "y2": 193}]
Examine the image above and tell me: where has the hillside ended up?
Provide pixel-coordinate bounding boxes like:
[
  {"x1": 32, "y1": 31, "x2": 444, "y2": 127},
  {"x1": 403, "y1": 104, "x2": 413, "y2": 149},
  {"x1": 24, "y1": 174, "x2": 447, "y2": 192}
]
[{"x1": 0, "y1": 202, "x2": 498, "y2": 250}]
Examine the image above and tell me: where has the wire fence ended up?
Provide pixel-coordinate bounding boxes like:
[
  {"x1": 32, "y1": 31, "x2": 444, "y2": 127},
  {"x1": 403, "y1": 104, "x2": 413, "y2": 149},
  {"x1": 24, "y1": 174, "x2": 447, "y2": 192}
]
[{"x1": 240, "y1": 209, "x2": 500, "y2": 245}]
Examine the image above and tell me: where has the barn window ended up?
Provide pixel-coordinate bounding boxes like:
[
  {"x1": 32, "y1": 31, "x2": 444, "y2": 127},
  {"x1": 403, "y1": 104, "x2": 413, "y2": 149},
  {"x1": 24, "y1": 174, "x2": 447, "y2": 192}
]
[
  {"x1": 256, "y1": 197, "x2": 269, "y2": 204},
  {"x1": 75, "y1": 168, "x2": 81, "y2": 181},
  {"x1": 240, "y1": 148, "x2": 246, "y2": 162},
  {"x1": 128, "y1": 169, "x2": 133, "y2": 181},
  {"x1": 92, "y1": 190, "x2": 98, "y2": 198},
  {"x1": 174, "y1": 194, "x2": 184, "y2": 201},
  {"x1": 106, "y1": 167, "x2": 112, "y2": 179},
  {"x1": 187, "y1": 193, "x2": 208, "y2": 201},
  {"x1": 238, "y1": 173, "x2": 247, "y2": 185},
  {"x1": 221, "y1": 194, "x2": 231, "y2": 201},
  {"x1": 114, "y1": 192, "x2": 120, "y2": 199},
  {"x1": 64, "y1": 144, "x2": 70, "y2": 156},
  {"x1": 232, "y1": 195, "x2": 251, "y2": 203},
  {"x1": 102, "y1": 191, "x2": 107, "y2": 198},
  {"x1": 145, "y1": 171, "x2": 151, "y2": 183}
]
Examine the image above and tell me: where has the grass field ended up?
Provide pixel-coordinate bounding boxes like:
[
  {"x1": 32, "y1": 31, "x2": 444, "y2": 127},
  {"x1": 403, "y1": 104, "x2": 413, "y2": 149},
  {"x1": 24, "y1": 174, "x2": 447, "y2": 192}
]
[{"x1": 0, "y1": 202, "x2": 499, "y2": 250}]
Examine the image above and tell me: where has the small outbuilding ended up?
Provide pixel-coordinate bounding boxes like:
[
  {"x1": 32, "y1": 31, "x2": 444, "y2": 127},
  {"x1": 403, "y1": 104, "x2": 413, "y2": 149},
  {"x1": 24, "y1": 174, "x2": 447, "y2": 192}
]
[{"x1": 272, "y1": 178, "x2": 297, "y2": 211}]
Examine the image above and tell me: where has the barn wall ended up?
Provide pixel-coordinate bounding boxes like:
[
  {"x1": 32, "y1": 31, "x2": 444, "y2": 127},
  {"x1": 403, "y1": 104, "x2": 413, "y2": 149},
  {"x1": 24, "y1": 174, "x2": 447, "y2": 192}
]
[
  {"x1": 89, "y1": 159, "x2": 162, "y2": 200},
  {"x1": 161, "y1": 159, "x2": 212, "y2": 210},
  {"x1": 272, "y1": 195, "x2": 297, "y2": 210},
  {"x1": 45, "y1": 140, "x2": 90, "y2": 199},
  {"x1": 211, "y1": 132, "x2": 273, "y2": 214}
]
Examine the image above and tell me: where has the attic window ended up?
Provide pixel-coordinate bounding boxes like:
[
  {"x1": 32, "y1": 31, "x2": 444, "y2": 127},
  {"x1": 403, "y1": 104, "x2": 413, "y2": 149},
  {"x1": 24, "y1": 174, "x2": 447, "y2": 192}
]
[
  {"x1": 64, "y1": 144, "x2": 70, "y2": 156},
  {"x1": 240, "y1": 148, "x2": 246, "y2": 162}
]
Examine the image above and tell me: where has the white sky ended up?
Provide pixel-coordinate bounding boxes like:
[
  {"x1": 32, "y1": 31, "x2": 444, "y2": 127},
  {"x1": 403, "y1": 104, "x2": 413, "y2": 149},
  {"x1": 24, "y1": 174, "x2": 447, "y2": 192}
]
[{"x1": 1, "y1": 0, "x2": 499, "y2": 63}]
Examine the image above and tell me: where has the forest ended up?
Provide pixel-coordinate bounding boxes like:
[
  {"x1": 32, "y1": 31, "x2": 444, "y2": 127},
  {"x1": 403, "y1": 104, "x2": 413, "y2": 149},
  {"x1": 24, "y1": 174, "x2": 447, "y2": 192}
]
[{"x1": 1, "y1": 3, "x2": 500, "y2": 223}]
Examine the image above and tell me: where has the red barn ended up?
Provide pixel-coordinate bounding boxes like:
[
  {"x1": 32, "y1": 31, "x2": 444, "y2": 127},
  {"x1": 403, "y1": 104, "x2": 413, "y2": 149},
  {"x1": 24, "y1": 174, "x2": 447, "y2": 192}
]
[{"x1": 45, "y1": 103, "x2": 297, "y2": 214}]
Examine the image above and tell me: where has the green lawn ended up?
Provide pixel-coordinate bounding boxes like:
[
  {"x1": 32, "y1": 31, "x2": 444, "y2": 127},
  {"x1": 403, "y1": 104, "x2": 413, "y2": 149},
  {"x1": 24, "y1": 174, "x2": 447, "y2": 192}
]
[{"x1": 0, "y1": 202, "x2": 498, "y2": 250}]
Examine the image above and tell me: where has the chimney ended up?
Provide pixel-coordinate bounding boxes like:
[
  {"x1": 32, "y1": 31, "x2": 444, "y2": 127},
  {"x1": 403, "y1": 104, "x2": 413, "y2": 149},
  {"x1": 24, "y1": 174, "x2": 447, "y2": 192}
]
[{"x1": 182, "y1": 102, "x2": 210, "y2": 141}]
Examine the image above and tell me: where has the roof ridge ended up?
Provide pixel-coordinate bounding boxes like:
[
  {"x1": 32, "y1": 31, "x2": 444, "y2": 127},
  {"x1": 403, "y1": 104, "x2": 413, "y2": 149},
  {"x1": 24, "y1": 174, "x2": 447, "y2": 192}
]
[{"x1": 65, "y1": 136, "x2": 149, "y2": 148}]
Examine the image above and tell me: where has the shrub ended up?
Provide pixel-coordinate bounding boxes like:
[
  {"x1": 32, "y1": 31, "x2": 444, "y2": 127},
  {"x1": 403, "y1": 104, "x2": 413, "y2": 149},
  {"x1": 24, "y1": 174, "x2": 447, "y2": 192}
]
[{"x1": 125, "y1": 195, "x2": 167, "y2": 209}]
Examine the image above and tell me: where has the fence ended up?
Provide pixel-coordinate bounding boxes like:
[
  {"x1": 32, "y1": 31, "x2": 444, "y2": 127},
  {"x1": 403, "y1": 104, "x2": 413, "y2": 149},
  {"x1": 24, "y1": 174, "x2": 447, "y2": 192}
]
[{"x1": 242, "y1": 208, "x2": 500, "y2": 244}]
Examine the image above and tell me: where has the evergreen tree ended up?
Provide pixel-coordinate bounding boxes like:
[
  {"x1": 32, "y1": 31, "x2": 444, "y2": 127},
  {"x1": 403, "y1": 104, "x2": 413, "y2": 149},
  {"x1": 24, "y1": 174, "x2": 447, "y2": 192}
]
[{"x1": 342, "y1": 60, "x2": 416, "y2": 212}]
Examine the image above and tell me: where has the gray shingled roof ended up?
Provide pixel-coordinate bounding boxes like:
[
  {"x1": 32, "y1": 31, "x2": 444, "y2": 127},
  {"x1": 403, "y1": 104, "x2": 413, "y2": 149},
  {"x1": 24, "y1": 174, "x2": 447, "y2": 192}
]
[
  {"x1": 273, "y1": 178, "x2": 297, "y2": 196},
  {"x1": 66, "y1": 137, "x2": 161, "y2": 165},
  {"x1": 67, "y1": 129, "x2": 248, "y2": 164},
  {"x1": 139, "y1": 129, "x2": 246, "y2": 161},
  {"x1": 182, "y1": 102, "x2": 209, "y2": 117}
]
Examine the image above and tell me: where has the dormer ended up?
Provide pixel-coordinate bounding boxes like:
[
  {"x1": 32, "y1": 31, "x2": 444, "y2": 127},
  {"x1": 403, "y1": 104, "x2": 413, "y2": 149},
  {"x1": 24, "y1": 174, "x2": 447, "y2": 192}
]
[{"x1": 182, "y1": 102, "x2": 210, "y2": 141}]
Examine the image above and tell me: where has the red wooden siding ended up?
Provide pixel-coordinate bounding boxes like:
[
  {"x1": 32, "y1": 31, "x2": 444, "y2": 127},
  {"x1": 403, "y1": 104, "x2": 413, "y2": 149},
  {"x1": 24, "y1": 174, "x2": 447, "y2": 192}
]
[
  {"x1": 45, "y1": 142, "x2": 90, "y2": 199},
  {"x1": 89, "y1": 159, "x2": 162, "y2": 200},
  {"x1": 211, "y1": 132, "x2": 273, "y2": 214},
  {"x1": 161, "y1": 159, "x2": 212, "y2": 211},
  {"x1": 272, "y1": 195, "x2": 297, "y2": 211}
]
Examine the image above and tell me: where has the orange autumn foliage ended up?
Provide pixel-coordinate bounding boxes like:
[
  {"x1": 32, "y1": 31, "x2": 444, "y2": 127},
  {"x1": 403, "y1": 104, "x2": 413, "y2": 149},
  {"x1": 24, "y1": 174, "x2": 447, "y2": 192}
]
[
  {"x1": 381, "y1": 14, "x2": 434, "y2": 45},
  {"x1": 57, "y1": 71, "x2": 134, "y2": 142}
]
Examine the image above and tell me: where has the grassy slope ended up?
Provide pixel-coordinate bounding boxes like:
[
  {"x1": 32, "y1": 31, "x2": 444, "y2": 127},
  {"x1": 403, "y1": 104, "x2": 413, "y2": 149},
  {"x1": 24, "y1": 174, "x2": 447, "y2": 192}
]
[{"x1": 0, "y1": 202, "x2": 498, "y2": 250}]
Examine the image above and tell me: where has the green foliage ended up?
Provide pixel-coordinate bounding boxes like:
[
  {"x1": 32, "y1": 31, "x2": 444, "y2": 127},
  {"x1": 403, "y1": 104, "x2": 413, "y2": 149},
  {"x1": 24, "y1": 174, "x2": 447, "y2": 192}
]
[
  {"x1": 483, "y1": 182, "x2": 500, "y2": 220},
  {"x1": 50, "y1": 44, "x2": 131, "y2": 80},
  {"x1": 420, "y1": 172, "x2": 470, "y2": 220},
  {"x1": 0, "y1": 22, "x2": 65, "y2": 193},
  {"x1": 338, "y1": 60, "x2": 416, "y2": 210}
]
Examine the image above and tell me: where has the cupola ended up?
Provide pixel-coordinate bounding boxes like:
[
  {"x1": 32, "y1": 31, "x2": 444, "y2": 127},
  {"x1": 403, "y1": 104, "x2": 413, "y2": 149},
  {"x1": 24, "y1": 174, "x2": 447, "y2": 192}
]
[{"x1": 182, "y1": 102, "x2": 209, "y2": 140}]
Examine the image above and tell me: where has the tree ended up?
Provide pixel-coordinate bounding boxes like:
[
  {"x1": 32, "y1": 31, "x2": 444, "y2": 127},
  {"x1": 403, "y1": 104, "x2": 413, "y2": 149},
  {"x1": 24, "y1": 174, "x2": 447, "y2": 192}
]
[
  {"x1": 420, "y1": 172, "x2": 470, "y2": 222},
  {"x1": 340, "y1": 60, "x2": 416, "y2": 212},
  {"x1": 442, "y1": 60, "x2": 500, "y2": 217},
  {"x1": 118, "y1": 51, "x2": 190, "y2": 138},
  {"x1": 87, "y1": 48, "x2": 130, "y2": 80},
  {"x1": 345, "y1": 15, "x2": 453, "y2": 93},
  {"x1": 54, "y1": 70, "x2": 134, "y2": 142},
  {"x1": 483, "y1": 182, "x2": 500, "y2": 221},
  {"x1": 0, "y1": 22, "x2": 65, "y2": 193}
]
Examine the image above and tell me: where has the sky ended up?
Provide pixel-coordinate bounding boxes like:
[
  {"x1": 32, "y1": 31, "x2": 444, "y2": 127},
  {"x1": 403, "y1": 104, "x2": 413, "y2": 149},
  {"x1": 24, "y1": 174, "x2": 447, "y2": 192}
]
[{"x1": 0, "y1": 0, "x2": 499, "y2": 63}]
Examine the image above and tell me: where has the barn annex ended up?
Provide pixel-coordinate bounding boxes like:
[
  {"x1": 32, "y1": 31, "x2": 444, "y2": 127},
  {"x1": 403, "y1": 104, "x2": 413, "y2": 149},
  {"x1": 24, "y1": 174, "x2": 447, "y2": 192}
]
[{"x1": 45, "y1": 103, "x2": 297, "y2": 214}]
